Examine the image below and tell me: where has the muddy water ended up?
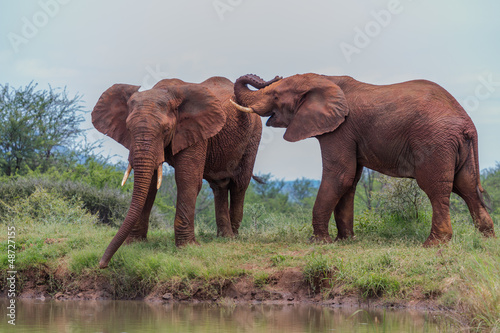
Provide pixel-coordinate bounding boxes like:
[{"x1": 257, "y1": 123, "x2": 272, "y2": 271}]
[{"x1": 1, "y1": 299, "x2": 456, "y2": 332}]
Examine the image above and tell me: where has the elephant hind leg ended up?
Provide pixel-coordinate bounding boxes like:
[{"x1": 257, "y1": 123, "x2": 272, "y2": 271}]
[
  {"x1": 415, "y1": 167, "x2": 455, "y2": 247},
  {"x1": 229, "y1": 183, "x2": 247, "y2": 236},
  {"x1": 210, "y1": 179, "x2": 234, "y2": 238},
  {"x1": 452, "y1": 165, "x2": 495, "y2": 237}
]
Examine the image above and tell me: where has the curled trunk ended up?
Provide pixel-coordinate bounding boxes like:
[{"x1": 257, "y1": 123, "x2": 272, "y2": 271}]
[{"x1": 233, "y1": 74, "x2": 282, "y2": 107}]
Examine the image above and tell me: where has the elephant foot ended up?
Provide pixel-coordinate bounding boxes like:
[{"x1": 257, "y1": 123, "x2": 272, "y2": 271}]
[
  {"x1": 334, "y1": 234, "x2": 356, "y2": 242},
  {"x1": 309, "y1": 234, "x2": 333, "y2": 244},
  {"x1": 175, "y1": 238, "x2": 199, "y2": 247},
  {"x1": 423, "y1": 232, "x2": 452, "y2": 248},
  {"x1": 478, "y1": 226, "x2": 496, "y2": 238},
  {"x1": 217, "y1": 228, "x2": 235, "y2": 238}
]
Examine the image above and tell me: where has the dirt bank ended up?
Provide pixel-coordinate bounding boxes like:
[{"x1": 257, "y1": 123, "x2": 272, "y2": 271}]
[{"x1": 2, "y1": 267, "x2": 448, "y2": 314}]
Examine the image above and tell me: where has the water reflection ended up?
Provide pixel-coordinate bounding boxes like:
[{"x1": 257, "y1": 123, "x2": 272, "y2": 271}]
[{"x1": 0, "y1": 299, "x2": 454, "y2": 332}]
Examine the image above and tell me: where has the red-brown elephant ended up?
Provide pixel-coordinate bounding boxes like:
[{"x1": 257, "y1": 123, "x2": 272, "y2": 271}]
[
  {"x1": 231, "y1": 73, "x2": 495, "y2": 246},
  {"x1": 92, "y1": 77, "x2": 262, "y2": 268}
]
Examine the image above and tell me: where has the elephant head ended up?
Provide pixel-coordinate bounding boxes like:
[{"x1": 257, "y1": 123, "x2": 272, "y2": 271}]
[
  {"x1": 232, "y1": 74, "x2": 349, "y2": 142},
  {"x1": 92, "y1": 80, "x2": 226, "y2": 268}
]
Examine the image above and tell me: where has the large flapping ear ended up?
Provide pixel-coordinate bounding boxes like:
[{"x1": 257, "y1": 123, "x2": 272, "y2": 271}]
[
  {"x1": 92, "y1": 84, "x2": 140, "y2": 149},
  {"x1": 170, "y1": 85, "x2": 227, "y2": 155},
  {"x1": 283, "y1": 80, "x2": 349, "y2": 142}
]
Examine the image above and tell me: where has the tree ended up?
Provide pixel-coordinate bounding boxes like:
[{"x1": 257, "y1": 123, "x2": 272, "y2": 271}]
[
  {"x1": 375, "y1": 175, "x2": 428, "y2": 220},
  {"x1": 244, "y1": 173, "x2": 291, "y2": 213},
  {"x1": 0, "y1": 82, "x2": 85, "y2": 176},
  {"x1": 290, "y1": 177, "x2": 317, "y2": 208},
  {"x1": 356, "y1": 168, "x2": 381, "y2": 211}
]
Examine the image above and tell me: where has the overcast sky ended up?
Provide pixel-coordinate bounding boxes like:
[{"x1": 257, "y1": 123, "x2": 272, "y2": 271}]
[{"x1": 1, "y1": 0, "x2": 499, "y2": 180}]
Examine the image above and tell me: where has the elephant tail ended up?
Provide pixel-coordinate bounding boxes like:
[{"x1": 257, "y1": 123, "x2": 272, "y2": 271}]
[
  {"x1": 252, "y1": 175, "x2": 266, "y2": 184},
  {"x1": 467, "y1": 129, "x2": 491, "y2": 211}
]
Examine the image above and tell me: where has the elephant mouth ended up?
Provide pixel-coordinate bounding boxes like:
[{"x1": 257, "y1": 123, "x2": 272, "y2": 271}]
[
  {"x1": 265, "y1": 112, "x2": 287, "y2": 128},
  {"x1": 265, "y1": 112, "x2": 276, "y2": 126}
]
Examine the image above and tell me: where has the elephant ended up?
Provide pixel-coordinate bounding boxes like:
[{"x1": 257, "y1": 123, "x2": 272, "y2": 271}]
[
  {"x1": 231, "y1": 73, "x2": 495, "y2": 246},
  {"x1": 92, "y1": 76, "x2": 262, "y2": 268}
]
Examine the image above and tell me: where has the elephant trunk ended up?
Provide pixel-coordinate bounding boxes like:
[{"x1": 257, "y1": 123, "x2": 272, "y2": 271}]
[
  {"x1": 233, "y1": 74, "x2": 282, "y2": 109},
  {"x1": 99, "y1": 151, "x2": 157, "y2": 269}
]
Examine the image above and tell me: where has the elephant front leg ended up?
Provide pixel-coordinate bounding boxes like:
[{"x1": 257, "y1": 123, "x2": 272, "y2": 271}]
[
  {"x1": 333, "y1": 165, "x2": 363, "y2": 240},
  {"x1": 311, "y1": 163, "x2": 357, "y2": 243},
  {"x1": 173, "y1": 143, "x2": 207, "y2": 247},
  {"x1": 311, "y1": 182, "x2": 338, "y2": 243},
  {"x1": 125, "y1": 169, "x2": 158, "y2": 244},
  {"x1": 174, "y1": 176, "x2": 202, "y2": 247}
]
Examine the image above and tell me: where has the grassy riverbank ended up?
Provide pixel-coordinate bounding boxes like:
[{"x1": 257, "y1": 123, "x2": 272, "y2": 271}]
[{"x1": 1, "y1": 188, "x2": 499, "y2": 331}]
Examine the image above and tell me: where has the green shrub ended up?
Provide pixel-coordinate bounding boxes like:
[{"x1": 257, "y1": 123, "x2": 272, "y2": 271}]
[
  {"x1": 0, "y1": 176, "x2": 162, "y2": 227},
  {"x1": 375, "y1": 176, "x2": 429, "y2": 221},
  {"x1": 0, "y1": 187, "x2": 93, "y2": 227}
]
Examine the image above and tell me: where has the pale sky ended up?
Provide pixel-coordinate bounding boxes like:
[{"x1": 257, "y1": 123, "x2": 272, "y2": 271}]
[{"x1": 1, "y1": 0, "x2": 499, "y2": 180}]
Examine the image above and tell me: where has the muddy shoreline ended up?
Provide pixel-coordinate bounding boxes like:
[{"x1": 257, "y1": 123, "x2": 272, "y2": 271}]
[{"x1": 1, "y1": 267, "x2": 455, "y2": 314}]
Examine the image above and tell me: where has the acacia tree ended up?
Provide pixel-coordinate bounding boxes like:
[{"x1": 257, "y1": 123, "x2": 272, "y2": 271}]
[{"x1": 0, "y1": 82, "x2": 85, "y2": 175}]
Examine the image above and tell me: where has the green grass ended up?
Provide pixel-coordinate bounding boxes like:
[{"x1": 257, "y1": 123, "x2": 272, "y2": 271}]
[{"x1": 0, "y1": 189, "x2": 499, "y2": 331}]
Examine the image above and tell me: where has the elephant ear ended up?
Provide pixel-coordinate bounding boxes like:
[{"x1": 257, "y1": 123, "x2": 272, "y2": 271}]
[
  {"x1": 92, "y1": 84, "x2": 140, "y2": 149},
  {"x1": 283, "y1": 81, "x2": 349, "y2": 142},
  {"x1": 171, "y1": 85, "x2": 226, "y2": 155}
]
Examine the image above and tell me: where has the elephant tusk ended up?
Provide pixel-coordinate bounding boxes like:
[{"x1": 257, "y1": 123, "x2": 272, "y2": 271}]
[
  {"x1": 230, "y1": 99, "x2": 255, "y2": 113},
  {"x1": 157, "y1": 164, "x2": 163, "y2": 190},
  {"x1": 121, "y1": 164, "x2": 132, "y2": 186}
]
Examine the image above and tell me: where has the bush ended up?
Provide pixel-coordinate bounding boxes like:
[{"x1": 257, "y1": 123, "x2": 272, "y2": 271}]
[
  {"x1": 0, "y1": 187, "x2": 95, "y2": 227},
  {"x1": 0, "y1": 176, "x2": 163, "y2": 227},
  {"x1": 375, "y1": 176, "x2": 429, "y2": 220}
]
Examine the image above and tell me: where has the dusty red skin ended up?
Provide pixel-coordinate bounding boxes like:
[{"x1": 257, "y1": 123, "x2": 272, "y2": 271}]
[
  {"x1": 93, "y1": 77, "x2": 262, "y2": 268},
  {"x1": 234, "y1": 73, "x2": 495, "y2": 246}
]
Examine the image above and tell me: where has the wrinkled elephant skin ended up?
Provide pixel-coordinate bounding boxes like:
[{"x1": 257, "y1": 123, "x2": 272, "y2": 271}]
[
  {"x1": 233, "y1": 73, "x2": 495, "y2": 246},
  {"x1": 92, "y1": 77, "x2": 262, "y2": 268}
]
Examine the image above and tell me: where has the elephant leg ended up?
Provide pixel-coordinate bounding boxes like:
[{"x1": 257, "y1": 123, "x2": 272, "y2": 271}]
[
  {"x1": 229, "y1": 184, "x2": 247, "y2": 235},
  {"x1": 452, "y1": 165, "x2": 495, "y2": 237},
  {"x1": 210, "y1": 179, "x2": 234, "y2": 237},
  {"x1": 311, "y1": 162, "x2": 357, "y2": 243},
  {"x1": 173, "y1": 142, "x2": 207, "y2": 247},
  {"x1": 228, "y1": 149, "x2": 256, "y2": 236},
  {"x1": 333, "y1": 165, "x2": 363, "y2": 240},
  {"x1": 416, "y1": 166, "x2": 454, "y2": 247},
  {"x1": 125, "y1": 169, "x2": 158, "y2": 244}
]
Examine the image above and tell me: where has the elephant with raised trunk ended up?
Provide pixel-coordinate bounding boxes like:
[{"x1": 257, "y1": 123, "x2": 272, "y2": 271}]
[
  {"x1": 93, "y1": 77, "x2": 262, "y2": 268},
  {"x1": 231, "y1": 73, "x2": 495, "y2": 246}
]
